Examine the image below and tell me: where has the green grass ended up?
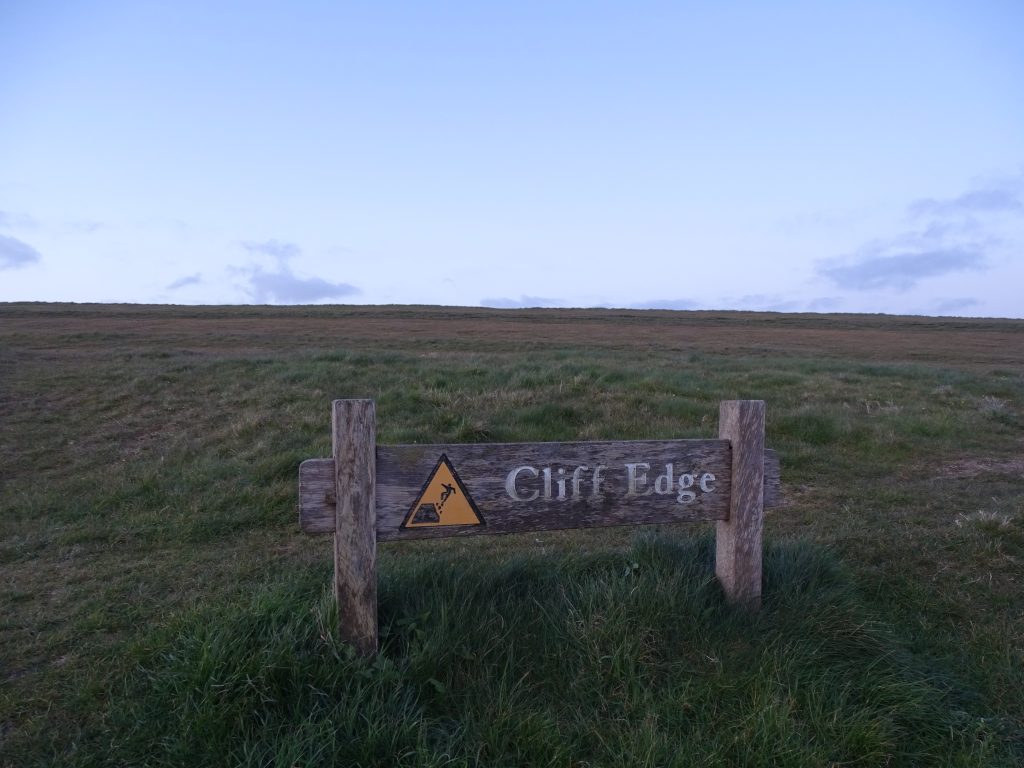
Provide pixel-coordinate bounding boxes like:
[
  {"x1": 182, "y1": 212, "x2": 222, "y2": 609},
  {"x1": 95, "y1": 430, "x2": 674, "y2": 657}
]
[
  {"x1": 1, "y1": 304, "x2": 1022, "y2": 765},
  {"x1": 95, "y1": 537, "x2": 999, "y2": 767}
]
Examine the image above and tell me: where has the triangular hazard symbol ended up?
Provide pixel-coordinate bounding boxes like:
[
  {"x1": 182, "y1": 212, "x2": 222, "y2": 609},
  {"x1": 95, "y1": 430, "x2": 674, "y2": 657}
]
[{"x1": 402, "y1": 454, "x2": 484, "y2": 528}]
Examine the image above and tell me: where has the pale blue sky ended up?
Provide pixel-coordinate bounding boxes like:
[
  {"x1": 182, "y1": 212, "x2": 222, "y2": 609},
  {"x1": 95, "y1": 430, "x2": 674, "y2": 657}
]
[{"x1": 2, "y1": 1, "x2": 1022, "y2": 316}]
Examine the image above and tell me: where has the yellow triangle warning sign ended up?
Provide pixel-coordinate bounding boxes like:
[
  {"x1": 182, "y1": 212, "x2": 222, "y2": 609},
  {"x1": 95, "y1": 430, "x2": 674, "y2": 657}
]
[{"x1": 402, "y1": 454, "x2": 484, "y2": 528}]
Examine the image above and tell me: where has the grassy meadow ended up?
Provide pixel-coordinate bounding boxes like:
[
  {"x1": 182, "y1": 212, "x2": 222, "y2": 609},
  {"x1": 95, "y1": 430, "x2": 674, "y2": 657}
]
[{"x1": 1, "y1": 303, "x2": 1022, "y2": 766}]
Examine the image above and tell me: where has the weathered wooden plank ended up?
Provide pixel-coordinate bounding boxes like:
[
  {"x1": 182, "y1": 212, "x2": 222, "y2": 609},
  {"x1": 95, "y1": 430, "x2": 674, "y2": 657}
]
[
  {"x1": 299, "y1": 458, "x2": 335, "y2": 532},
  {"x1": 299, "y1": 441, "x2": 781, "y2": 539},
  {"x1": 331, "y1": 399, "x2": 378, "y2": 657},
  {"x1": 715, "y1": 400, "x2": 764, "y2": 609}
]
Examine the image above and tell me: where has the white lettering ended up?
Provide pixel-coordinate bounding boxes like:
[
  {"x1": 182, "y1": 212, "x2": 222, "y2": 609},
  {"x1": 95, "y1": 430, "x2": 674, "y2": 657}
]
[
  {"x1": 677, "y1": 473, "x2": 695, "y2": 503},
  {"x1": 654, "y1": 463, "x2": 674, "y2": 495},
  {"x1": 571, "y1": 465, "x2": 589, "y2": 498},
  {"x1": 507, "y1": 462, "x2": 717, "y2": 504},
  {"x1": 505, "y1": 466, "x2": 539, "y2": 501},
  {"x1": 625, "y1": 463, "x2": 653, "y2": 496},
  {"x1": 591, "y1": 465, "x2": 605, "y2": 497}
]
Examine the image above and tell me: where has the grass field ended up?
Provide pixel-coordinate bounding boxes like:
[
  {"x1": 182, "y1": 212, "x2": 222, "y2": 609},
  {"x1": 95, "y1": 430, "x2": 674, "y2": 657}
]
[{"x1": 1, "y1": 303, "x2": 1022, "y2": 766}]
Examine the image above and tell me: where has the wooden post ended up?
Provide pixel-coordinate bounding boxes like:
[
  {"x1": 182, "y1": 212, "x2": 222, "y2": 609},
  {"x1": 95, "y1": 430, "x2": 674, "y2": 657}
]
[
  {"x1": 332, "y1": 399, "x2": 378, "y2": 656},
  {"x1": 715, "y1": 400, "x2": 765, "y2": 609}
]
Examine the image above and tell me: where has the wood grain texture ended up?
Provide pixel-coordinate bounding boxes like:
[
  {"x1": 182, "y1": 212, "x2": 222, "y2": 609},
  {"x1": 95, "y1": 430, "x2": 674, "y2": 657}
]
[
  {"x1": 298, "y1": 458, "x2": 335, "y2": 531},
  {"x1": 332, "y1": 399, "x2": 378, "y2": 657},
  {"x1": 300, "y1": 441, "x2": 781, "y2": 539},
  {"x1": 715, "y1": 400, "x2": 765, "y2": 610}
]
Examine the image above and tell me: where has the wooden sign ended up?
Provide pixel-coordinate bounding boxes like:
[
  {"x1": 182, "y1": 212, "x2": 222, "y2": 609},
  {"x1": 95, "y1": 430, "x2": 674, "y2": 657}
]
[{"x1": 298, "y1": 399, "x2": 777, "y2": 656}]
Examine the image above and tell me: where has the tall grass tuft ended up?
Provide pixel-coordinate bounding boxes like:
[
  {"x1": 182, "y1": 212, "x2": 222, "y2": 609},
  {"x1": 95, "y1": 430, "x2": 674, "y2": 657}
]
[{"x1": 93, "y1": 534, "x2": 1006, "y2": 767}]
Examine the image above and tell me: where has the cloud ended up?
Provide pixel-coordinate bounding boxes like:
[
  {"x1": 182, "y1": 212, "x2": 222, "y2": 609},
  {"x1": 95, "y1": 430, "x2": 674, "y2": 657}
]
[
  {"x1": 241, "y1": 239, "x2": 301, "y2": 261},
  {"x1": 479, "y1": 295, "x2": 562, "y2": 308},
  {"x1": 817, "y1": 175, "x2": 1021, "y2": 292},
  {"x1": 909, "y1": 184, "x2": 1023, "y2": 219},
  {"x1": 233, "y1": 238, "x2": 359, "y2": 303},
  {"x1": 62, "y1": 219, "x2": 103, "y2": 234},
  {"x1": 631, "y1": 299, "x2": 700, "y2": 310},
  {"x1": 245, "y1": 267, "x2": 359, "y2": 303},
  {"x1": 0, "y1": 210, "x2": 103, "y2": 234},
  {"x1": 934, "y1": 297, "x2": 980, "y2": 315},
  {"x1": 167, "y1": 273, "x2": 202, "y2": 290},
  {"x1": 0, "y1": 234, "x2": 41, "y2": 269},
  {"x1": 720, "y1": 294, "x2": 830, "y2": 313},
  {"x1": 819, "y1": 247, "x2": 984, "y2": 291},
  {"x1": 0, "y1": 210, "x2": 38, "y2": 229},
  {"x1": 804, "y1": 296, "x2": 845, "y2": 312}
]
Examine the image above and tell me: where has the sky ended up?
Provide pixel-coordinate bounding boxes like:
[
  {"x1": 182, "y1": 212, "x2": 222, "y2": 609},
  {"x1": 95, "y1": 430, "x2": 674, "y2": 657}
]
[{"x1": 1, "y1": 1, "x2": 1022, "y2": 317}]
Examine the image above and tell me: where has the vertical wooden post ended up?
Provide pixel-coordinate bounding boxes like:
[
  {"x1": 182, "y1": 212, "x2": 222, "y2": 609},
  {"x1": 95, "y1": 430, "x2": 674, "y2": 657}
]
[
  {"x1": 332, "y1": 399, "x2": 378, "y2": 656},
  {"x1": 716, "y1": 400, "x2": 765, "y2": 609}
]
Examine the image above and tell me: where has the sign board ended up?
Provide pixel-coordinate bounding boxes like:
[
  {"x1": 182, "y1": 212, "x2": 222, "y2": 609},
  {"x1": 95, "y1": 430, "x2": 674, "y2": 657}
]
[
  {"x1": 298, "y1": 399, "x2": 778, "y2": 656},
  {"x1": 300, "y1": 441, "x2": 780, "y2": 540}
]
